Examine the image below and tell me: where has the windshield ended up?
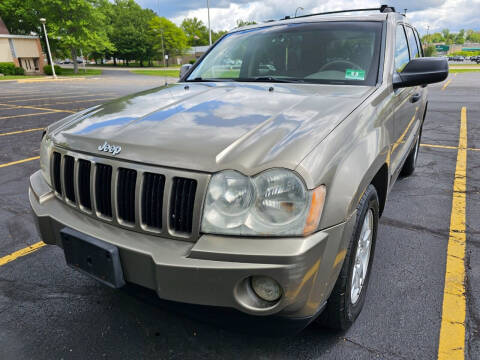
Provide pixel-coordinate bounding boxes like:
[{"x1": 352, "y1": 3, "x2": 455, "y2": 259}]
[{"x1": 187, "y1": 21, "x2": 383, "y2": 85}]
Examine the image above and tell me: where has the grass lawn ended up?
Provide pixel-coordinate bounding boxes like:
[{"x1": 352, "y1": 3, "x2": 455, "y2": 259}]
[
  {"x1": 91, "y1": 63, "x2": 180, "y2": 69},
  {"x1": 449, "y1": 68, "x2": 480, "y2": 73},
  {"x1": 0, "y1": 69, "x2": 101, "y2": 80},
  {"x1": 131, "y1": 69, "x2": 180, "y2": 77},
  {"x1": 60, "y1": 68, "x2": 102, "y2": 76},
  {"x1": 0, "y1": 75, "x2": 43, "y2": 80}
]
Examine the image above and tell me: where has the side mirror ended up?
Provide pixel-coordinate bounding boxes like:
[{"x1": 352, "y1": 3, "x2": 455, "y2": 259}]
[
  {"x1": 393, "y1": 57, "x2": 449, "y2": 89},
  {"x1": 180, "y1": 64, "x2": 193, "y2": 79}
]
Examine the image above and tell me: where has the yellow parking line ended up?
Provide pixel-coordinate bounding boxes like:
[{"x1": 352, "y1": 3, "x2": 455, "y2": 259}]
[
  {"x1": 5, "y1": 93, "x2": 114, "y2": 103},
  {"x1": 421, "y1": 143, "x2": 457, "y2": 150},
  {"x1": 0, "y1": 91, "x2": 92, "y2": 100},
  {"x1": 39, "y1": 97, "x2": 116, "y2": 107},
  {"x1": 0, "y1": 128, "x2": 44, "y2": 137},
  {"x1": 0, "y1": 156, "x2": 39, "y2": 168},
  {"x1": 442, "y1": 79, "x2": 453, "y2": 90},
  {"x1": 0, "y1": 111, "x2": 59, "y2": 120},
  {"x1": 0, "y1": 103, "x2": 75, "y2": 114},
  {"x1": 437, "y1": 107, "x2": 467, "y2": 360},
  {"x1": 0, "y1": 242, "x2": 46, "y2": 267},
  {"x1": 421, "y1": 143, "x2": 480, "y2": 152}
]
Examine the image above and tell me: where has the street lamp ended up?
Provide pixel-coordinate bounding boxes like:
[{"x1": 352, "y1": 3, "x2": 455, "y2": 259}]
[
  {"x1": 39, "y1": 18, "x2": 56, "y2": 79},
  {"x1": 207, "y1": 0, "x2": 212, "y2": 46},
  {"x1": 295, "y1": 7, "x2": 304, "y2": 18}
]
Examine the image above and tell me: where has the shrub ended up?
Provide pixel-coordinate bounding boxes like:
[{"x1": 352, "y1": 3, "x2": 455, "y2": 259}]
[
  {"x1": 189, "y1": 59, "x2": 196, "y2": 65},
  {"x1": 0, "y1": 62, "x2": 16, "y2": 75},
  {"x1": 14, "y1": 67, "x2": 25, "y2": 75},
  {"x1": 43, "y1": 65, "x2": 63, "y2": 75}
]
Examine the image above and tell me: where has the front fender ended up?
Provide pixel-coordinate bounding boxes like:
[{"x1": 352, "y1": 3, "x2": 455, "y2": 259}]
[{"x1": 296, "y1": 88, "x2": 394, "y2": 230}]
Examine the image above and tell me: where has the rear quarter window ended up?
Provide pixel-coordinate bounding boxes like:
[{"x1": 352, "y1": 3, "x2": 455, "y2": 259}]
[
  {"x1": 405, "y1": 26, "x2": 420, "y2": 59},
  {"x1": 395, "y1": 25, "x2": 410, "y2": 73}
]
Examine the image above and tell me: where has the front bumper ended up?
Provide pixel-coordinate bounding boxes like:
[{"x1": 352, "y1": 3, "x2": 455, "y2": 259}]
[{"x1": 29, "y1": 170, "x2": 355, "y2": 320}]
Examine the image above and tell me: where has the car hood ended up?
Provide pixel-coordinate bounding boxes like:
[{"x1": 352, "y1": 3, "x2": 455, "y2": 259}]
[{"x1": 51, "y1": 82, "x2": 374, "y2": 175}]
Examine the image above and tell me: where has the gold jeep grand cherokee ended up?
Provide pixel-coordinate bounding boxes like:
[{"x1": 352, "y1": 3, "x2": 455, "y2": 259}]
[{"x1": 30, "y1": 5, "x2": 448, "y2": 332}]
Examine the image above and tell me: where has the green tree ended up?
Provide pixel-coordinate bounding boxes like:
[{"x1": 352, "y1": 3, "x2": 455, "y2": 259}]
[
  {"x1": 455, "y1": 29, "x2": 465, "y2": 44},
  {"x1": 0, "y1": 0, "x2": 114, "y2": 73},
  {"x1": 424, "y1": 45, "x2": 436, "y2": 57},
  {"x1": 181, "y1": 17, "x2": 209, "y2": 46},
  {"x1": 109, "y1": 0, "x2": 159, "y2": 66},
  {"x1": 212, "y1": 30, "x2": 228, "y2": 43},
  {"x1": 236, "y1": 20, "x2": 257, "y2": 28},
  {"x1": 466, "y1": 30, "x2": 480, "y2": 43},
  {"x1": 150, "y1": 16, "x2": 188, "y2": 64}
]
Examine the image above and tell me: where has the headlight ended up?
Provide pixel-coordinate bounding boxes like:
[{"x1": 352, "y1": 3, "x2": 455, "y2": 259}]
[
  {"x1": 40, "y1": 135, "x2": 54, "y2": 187},
  {"x1": 201, "y1": 169, "x2": 326, "y2": 236}
]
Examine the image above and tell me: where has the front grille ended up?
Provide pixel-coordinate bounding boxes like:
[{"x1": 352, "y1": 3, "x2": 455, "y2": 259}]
[
  {"x1": 50, "y1": 149, "x2": 207, "y2": 241},
  {"x1": 117, "y1": 168, "x2": 137, "y2": 223},
  {"x1": 141, "y1": 173, "x2": 165, "y2": 230},
  {"x1": 170, "y1": 177, "x2": 197, "y2": 233},
  {"x1": 95, "y1": 164, "x2": 113, "y2": 217}
]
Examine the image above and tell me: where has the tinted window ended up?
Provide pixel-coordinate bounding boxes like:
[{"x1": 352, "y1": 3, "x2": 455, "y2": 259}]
[
  {"x1": 188, "y1": 22, "x2": 383, "y2": 85},
  {"x1": 395, "y1": 25, "x2": 410, "y2": 72},
  {"x1": 405, "y1": 26, "x2": 420, "y2": 59},
  {"x1": 414, "y1": 29, "x2": 423, "y2": 57}
]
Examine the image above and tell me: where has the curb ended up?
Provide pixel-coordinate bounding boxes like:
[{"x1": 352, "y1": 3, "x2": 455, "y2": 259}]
[{"x1": 16, "y1": 77, "x2": 90, "y2": 83}]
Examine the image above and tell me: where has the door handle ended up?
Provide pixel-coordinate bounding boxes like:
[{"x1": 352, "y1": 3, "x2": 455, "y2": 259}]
[{"x1": 410, "y1": 93, "x2": 421, "y2": 103}]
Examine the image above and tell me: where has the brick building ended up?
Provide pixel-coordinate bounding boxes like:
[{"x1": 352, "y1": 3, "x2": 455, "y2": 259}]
[{"x1": 0, "y1": 16, "x2": 45, "y2": 74}]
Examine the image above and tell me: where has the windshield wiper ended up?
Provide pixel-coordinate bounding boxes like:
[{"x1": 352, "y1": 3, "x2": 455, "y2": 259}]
[
  {"x1": 186, "y1": 77, "x2": 231, "y2": 82},
  {"x1": 237, "y1": 76, "x2": 304, "y2": 83}
]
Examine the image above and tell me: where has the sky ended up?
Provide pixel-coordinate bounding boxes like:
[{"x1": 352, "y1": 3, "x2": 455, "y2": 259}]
[{"x1": 136, "y1": 0, "x2": 480, "y2": 35}]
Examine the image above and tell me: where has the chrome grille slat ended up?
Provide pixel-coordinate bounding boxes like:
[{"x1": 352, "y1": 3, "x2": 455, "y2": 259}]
[{"x1": 50, "y1": 147, "x2": 209, "y2": 242}]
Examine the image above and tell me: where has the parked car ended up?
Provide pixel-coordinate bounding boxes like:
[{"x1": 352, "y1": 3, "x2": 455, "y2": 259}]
[{"x1": 30, "y1": 6, "x2": 448, "y2": 332}]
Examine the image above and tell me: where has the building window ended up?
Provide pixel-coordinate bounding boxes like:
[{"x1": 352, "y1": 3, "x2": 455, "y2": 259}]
[{"x1": 8, "y1": 39, "x2": 17, "y2": 58}]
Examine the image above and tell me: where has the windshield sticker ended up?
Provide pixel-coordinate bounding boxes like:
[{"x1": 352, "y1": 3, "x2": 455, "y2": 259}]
[{"x1": 345, "y1": 69, "x2": 365, "y2": 81}]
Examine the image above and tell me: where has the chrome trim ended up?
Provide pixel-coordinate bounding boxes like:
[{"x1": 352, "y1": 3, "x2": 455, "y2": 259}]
[{"x1": 51, "y1": 147, "x2": 210, "y2": 242}]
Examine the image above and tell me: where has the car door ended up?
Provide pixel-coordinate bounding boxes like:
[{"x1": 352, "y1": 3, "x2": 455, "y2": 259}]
[{"x1": 391, "y1": 24, "x2": 423, "y2": 176}]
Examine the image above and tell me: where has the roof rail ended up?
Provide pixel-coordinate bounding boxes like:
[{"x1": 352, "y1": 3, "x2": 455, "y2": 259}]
[{"x1": 290, "y1": 4, "x2": 396, "y2": 20}]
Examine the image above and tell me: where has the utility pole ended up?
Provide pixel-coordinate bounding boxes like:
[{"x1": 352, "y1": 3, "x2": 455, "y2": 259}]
[
  {"x1": 426, "y1": 25, "x2": 430, "y2": 45},
  {"x1": 39, "y1": 18, "x2": 56, "y2": 79},
  {"x1": 207, "y1": 0, "x2": 212, "y2": 46}
]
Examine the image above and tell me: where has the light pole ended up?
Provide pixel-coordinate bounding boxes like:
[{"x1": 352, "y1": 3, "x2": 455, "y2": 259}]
[
  {"x1": 207, "y1": 0, "x2": 212, "y2": 46},
  {"x1": 426, "y1": 25, "x2": 430, "y2": 45},
  {"x1": 40, "y1": 18, "x2": 56, "y2": 79},
  {"x1": 295, "y1": 7, "x2": 304, "y2": 18}
]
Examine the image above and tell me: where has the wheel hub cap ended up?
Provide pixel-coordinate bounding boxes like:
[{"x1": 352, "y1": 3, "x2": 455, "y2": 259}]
[{"x1": 350, "y1": 209, "x2": 373, "y2": 305}]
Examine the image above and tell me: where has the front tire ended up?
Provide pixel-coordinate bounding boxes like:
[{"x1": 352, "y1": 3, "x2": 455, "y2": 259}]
[
  {"x1": 318, "y1": 184, "x2": 379, "y2": 331},
  {"x1": 401, "y1": 126, "x2": 422, "y2": 177}
]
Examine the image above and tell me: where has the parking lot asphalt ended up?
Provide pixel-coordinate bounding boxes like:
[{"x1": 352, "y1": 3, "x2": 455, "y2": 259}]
[{"x1": 0, "y1": 70, "x2": 478, "y2": 359}]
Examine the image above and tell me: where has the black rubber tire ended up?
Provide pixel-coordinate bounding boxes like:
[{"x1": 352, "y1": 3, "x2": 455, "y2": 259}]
[
  {"x1": 317, "y1": 184, "x2": 379, "y2": 331},
  {"x1": 400, "y1": 126, "x2": 422, "y2": 177}
]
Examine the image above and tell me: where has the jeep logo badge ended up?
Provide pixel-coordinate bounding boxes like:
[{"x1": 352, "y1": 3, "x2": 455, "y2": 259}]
[{"x1": 98, "y1": 141, "x2": 122, "y2": 156}]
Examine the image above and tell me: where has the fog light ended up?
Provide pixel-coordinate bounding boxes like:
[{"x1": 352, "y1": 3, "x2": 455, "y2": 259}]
[{"x1": 250, "y1": 276, "x2": 282, "y2": 302}]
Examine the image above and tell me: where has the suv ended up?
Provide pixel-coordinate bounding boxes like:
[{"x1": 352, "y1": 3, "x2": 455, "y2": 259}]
[{"x1": 30, "y1": 6, "x2": 447, "y2": 332}]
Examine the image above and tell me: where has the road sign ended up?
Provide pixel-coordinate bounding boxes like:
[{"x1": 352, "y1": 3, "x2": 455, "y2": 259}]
[{"x1": 435, "y1": 45, "x2": 450, "y2": 51}]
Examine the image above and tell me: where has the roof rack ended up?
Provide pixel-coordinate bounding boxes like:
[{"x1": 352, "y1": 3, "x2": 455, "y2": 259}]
[{"x1": 288, "y1": 4, "x2": 396, "y2": 20}]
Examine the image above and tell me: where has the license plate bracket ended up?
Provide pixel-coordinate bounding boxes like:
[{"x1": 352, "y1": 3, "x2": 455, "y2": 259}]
[{"x1": 61, "y1": 227, "x2": 125, "y2": 288}]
